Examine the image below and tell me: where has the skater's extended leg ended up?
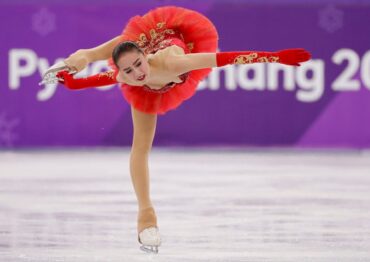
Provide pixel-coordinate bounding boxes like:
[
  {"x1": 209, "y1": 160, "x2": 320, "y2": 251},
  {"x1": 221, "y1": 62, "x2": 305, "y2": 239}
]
[{"x1": 130, "y1": 106, "x2": 161, "y2": 253}]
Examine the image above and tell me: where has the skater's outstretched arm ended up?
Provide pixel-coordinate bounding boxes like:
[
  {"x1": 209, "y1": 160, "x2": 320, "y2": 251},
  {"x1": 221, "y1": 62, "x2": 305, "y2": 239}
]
[
  {"x1": 167, "y1": 48, "x2": 311, "y2": 76},
  {"x1": 56, "y1": 70, "x2": 118, "y2": 90},
  {"x1": 130, "y1": 106, "x2": 157, "y2": 210},
  {"x1": 63, "y1": 35, "x2": 122, "y2": 73}
]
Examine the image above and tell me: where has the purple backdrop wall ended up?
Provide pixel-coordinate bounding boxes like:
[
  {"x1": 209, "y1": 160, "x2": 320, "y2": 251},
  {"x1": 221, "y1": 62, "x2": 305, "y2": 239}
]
[{"x1": 1, "y1": 0, "x2": 370, "y2": 148}]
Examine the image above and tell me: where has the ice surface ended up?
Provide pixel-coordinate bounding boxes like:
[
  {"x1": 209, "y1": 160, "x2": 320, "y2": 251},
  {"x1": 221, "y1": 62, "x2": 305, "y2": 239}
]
[{"x1": 0, "y1": 148, "x2": 369, "y2": 261}]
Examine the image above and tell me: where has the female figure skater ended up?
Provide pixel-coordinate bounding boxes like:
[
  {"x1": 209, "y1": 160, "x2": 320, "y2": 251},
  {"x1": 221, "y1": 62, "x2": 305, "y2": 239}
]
[{"x1": 41, "y1": 6, "x2": 310, "y2": 253}]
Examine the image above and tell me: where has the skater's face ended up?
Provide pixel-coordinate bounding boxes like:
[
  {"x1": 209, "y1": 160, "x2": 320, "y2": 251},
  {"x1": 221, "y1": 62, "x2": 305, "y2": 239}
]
[{"x1": 116, "y1": 50, "x2": 150, "y2": 85}]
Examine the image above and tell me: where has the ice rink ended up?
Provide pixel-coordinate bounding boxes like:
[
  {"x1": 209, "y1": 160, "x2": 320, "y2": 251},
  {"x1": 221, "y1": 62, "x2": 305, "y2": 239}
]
[{"x1": 1, "y1": 149, "x2": 370, "y2": 262}]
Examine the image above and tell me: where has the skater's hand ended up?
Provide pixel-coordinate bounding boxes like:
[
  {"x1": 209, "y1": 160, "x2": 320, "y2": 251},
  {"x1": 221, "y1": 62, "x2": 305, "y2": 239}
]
[
  {"x1": 64, "y1": 49, "x2": 92, "y2": 73},
  {"x1": 275, "y1": 48, "x2": 311, "y2": 66},
  {"x1": 56, "y1": 70, "x2": 79, "y2": 89}
]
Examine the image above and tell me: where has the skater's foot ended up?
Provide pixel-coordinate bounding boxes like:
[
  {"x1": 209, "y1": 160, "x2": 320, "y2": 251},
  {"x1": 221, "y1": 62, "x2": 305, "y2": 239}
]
[
  {"x1": 137, "y1": 207, "x2": 161, "y2": 253},
  {"x1": 139, "y1": 227, "x2": 161, "y2": 253}
]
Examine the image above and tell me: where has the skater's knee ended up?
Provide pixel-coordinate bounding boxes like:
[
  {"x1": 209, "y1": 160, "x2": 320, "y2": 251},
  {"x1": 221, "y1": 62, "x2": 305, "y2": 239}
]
[{"x1": 131, "y1": 145, "x2": 151, "y2": 156}]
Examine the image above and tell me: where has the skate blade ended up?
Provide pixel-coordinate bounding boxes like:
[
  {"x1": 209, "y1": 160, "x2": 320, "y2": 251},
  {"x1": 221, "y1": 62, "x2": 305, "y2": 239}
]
[
  {"x1": 38, "y1": 77, "x2": 65, "y2": 85},
  {"x1": 140, "y1": 245, "x2": 159, "y2": 254},
  {"x1": 39, "y1": 61, "x2": 76, "y2": 86}
]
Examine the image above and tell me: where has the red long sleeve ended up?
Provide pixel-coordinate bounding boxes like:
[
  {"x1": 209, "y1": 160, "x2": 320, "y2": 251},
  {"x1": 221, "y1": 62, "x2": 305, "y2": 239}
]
[
  {"x1": 57, "y1": 70, "x2": 118, "y2": 90},
  {"x1": 216, "y1": 48, "x2": 311, "y2": 67}
]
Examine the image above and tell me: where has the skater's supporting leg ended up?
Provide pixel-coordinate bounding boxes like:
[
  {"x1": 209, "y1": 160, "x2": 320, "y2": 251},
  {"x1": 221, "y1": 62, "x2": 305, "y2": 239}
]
[
  {"x1": 130, "y1": 106, "x2": 157, "y2": 216},
  {"x1": 130, "y1": 106, "x2": 161, "y2": 252}
]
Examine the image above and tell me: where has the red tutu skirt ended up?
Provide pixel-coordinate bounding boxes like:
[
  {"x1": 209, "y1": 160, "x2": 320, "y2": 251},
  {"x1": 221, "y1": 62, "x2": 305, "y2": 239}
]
[{"x1": 111, "y1": 6, "x2": 218, "y2": 115}]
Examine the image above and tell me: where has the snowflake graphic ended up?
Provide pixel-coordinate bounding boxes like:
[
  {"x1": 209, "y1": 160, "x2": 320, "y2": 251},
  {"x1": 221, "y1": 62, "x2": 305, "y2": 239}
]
[
  {"x1": 0, "y1": 112, "x2": 20, "y2": 148},
  {"x1": 318, "y1": 5, "x2": 344, "y2": 33},
  {"x1": 31, "y1": 7, "x2": 56, "y2": 36}
]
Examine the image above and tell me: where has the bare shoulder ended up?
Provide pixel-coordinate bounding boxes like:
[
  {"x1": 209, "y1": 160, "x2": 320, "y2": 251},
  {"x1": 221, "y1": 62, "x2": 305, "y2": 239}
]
[
  {"x1": 157, "y1": 45, "x2": 185, "y2": 56},
  {"x1": 149, "y1": 45, "x2": 185, "y2": 69}
]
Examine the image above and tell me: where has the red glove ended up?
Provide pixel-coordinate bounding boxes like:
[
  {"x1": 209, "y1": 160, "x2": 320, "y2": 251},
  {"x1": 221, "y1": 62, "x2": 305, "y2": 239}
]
[
  {"x1": 216, "y1": 48, "x2": 311, "y2": 67},
  {"x1": 57, "y1": 70, "x2": 118, "y2": 90}
]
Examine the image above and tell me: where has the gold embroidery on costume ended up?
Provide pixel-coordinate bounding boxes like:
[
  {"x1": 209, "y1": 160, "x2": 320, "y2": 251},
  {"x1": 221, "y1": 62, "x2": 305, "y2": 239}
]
[
  {"x1": 187, "y1": 42, "x2": 194, "y2": 51},
  {"x1": 149, "y1": 29, "x2": 157, "y2": 39},
  {"x1": 166, "y1": 29, "x2": 176, "y2": 35},
  {"x1": 269, "y1": 56, "x2": 279, "y2": 62},
  {"x1": 138, "y1": 33, "x2": 148, "y2": 48},
  {"x1": 98, "y1": 71, "x2": 115, "y2": 79},
  {"x1": 234, "y1": 53, "x2": 258, "y2": 64},
  {"x1": 257, "y1": 57, "x2": 269, "y2": 63},
  {"x1": 256, "y1": 56, "x2": 279, "y2": 63},
  {"x1": 135, "y1": 22, "x2": 193, "y2": 54},
  {"x1": 234, "y1": 53, "x2": 279, "y2": 64},
  {"x1": 157, "y1": 22, "x2": 165, "y2": 29}
]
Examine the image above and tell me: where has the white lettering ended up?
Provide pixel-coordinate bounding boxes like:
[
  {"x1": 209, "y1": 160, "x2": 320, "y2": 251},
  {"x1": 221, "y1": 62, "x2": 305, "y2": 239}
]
[
  {"x1": 237, "y1": 64, "x2": 265, "y2": 91},
  {"x1": 332, "y1": 49, "x2": 361, "y2": 91},
  {"x1": 296, "y1": 60, "x2": 325, "y2": 102},
  {"x1": 267, "y1": 63, "x2": 295, "y2": 91},
  {"x1": 9, "y1": 49, "x2": 37, "y2": 89},
  {"x1": 361, "y1": 50, "x2": 370, "y2": 90}
]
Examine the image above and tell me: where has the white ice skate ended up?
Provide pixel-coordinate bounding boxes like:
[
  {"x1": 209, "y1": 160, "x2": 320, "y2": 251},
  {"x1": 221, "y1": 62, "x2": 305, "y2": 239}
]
[
  {"x1": 138, "y1": 226, "x2": 161, "y2": 254},
  {"x1": 39, "y1": 61, "x2": 77, "y2": 85}
]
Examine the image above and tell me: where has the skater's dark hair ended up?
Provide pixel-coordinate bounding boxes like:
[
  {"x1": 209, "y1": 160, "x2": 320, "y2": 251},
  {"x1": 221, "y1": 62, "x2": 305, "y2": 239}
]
[{"x1": 112, "y1": 41, "x2": 144, "y2": 67}]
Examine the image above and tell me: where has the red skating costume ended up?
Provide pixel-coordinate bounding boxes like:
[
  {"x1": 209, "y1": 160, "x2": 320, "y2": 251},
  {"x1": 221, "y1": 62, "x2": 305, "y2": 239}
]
[{"x1": 58, "y1": 6, "x2": 310, "y2": 115}]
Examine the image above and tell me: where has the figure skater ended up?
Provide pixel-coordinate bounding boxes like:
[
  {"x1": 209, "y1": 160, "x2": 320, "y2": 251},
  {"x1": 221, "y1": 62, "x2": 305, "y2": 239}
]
[{"x1": 41, "y1": 6, "x2": 311, "y2": 253}]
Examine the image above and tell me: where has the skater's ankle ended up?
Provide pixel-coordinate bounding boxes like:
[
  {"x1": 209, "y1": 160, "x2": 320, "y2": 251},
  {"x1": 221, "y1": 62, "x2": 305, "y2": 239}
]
[
  {"x1": 137, "y1": 206, "x2": 157, "y2": 233},
  {"x1": 139, "y1": 205, "x2": 154, "y2": 212}
]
